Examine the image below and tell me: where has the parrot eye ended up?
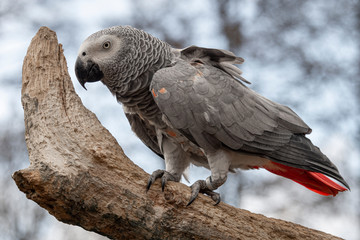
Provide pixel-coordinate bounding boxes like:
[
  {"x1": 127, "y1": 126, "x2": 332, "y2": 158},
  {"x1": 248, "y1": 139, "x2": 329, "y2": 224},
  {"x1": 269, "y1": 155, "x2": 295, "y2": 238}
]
[{"x1": 102, "y1": 41, "x2": 111, "y2": 49}]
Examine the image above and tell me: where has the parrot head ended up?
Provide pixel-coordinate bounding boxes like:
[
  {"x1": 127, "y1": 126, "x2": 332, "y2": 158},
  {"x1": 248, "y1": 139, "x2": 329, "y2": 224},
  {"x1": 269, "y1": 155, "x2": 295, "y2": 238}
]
[{"x1": 75, "y1": 26, "x2": 137, "y2": 90}]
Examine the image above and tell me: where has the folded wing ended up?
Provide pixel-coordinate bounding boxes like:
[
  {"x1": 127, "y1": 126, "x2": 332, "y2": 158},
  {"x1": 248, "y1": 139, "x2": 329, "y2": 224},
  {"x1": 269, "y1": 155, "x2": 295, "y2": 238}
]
[{"x1": 150, "y1": 46, "x2": 349, "y2": 191}]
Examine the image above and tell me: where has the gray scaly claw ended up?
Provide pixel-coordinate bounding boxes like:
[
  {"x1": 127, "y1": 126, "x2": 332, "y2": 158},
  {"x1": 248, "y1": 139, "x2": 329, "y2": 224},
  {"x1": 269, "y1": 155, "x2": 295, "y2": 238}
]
[
  {"x1": 187, "y1": 180, "x2": 221, "y2": 206},
  {"x1": 203, "y1": 189, "x2": 221, "y2": 205},
  {"x1": 146, "y1": 169, "x2": 164, "y2": 191},
  {"x1": 146, "y1": 169, "x2": 179, "y2": 192},
  {"x1": 161, "y1": 171, "x2": 178, "y2": 191}
]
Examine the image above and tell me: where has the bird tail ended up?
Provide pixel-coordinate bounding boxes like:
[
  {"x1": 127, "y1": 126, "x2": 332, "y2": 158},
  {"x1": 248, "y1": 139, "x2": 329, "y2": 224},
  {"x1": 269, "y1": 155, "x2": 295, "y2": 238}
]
[{"x1": 263, "y1": 161, "x2": 348, "y2": 196}]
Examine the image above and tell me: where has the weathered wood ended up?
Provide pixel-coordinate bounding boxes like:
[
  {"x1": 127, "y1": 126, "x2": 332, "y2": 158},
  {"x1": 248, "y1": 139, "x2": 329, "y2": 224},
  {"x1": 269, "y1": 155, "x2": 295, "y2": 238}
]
[{"x1": 12, "y1": 26, "x2": 342, "y2": 240}]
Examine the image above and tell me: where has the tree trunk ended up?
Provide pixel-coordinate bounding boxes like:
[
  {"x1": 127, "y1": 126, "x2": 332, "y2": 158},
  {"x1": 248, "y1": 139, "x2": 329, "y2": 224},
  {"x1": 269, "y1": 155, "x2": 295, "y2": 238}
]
[{"x1": 12, "y1": 27, "x2": 342, "y2": 240}]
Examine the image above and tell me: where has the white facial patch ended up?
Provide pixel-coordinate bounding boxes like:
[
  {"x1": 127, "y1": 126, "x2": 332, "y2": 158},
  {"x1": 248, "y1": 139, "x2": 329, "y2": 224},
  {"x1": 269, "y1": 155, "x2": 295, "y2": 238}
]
[{"x1": 78, "y1": 34, "x2": 123, "y2": 62}]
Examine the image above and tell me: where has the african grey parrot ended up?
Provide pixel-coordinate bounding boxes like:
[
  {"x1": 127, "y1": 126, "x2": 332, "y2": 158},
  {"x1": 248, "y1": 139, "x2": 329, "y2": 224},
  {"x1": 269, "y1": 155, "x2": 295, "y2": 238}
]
[{"x1": 75, "y1": 25, "x2": 349, "y2": 205}]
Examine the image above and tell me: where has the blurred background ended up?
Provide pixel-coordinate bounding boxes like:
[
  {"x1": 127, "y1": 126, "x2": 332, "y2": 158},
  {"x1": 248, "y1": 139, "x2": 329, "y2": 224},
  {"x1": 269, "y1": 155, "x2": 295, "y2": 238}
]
[{"x1": 0, "y1": 0, "x2": 359, "y2": 239}]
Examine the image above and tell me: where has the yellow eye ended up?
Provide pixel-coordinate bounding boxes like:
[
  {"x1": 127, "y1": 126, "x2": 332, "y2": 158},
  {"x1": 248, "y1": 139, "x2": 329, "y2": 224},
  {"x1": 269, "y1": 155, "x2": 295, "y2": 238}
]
[{"x1": 103, "y1": 41, "x2": 111, "y2": 49}]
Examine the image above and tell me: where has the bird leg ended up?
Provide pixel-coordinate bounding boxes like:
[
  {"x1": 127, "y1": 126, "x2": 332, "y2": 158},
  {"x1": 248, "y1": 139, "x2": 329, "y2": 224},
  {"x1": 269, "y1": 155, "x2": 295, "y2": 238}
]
[
  {"x1": 146, "y1": 169, "x2": 181, "y2": 192},
  {"x1": 186, "y1": 148, "x2": 231, "y2": 206},
  {"x1": 187, "y1": 176, "x2": 225, "y2": 206},
  {"x1": 146, "y1": 137, "x2": 189, "y2": 192}
]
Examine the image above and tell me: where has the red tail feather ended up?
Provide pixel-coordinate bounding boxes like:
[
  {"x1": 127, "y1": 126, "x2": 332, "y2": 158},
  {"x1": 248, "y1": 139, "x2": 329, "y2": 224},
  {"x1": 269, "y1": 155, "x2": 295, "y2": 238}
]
[{"x1": 263, "y1": 161, "x2": 347, "y2": 196}]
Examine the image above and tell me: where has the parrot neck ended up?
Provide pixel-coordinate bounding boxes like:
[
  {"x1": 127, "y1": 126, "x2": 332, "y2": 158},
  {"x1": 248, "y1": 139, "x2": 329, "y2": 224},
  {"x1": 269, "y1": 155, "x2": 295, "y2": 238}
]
[
  {"x1": 113, "y1": 34, "x2": 173, "y2": 95},
  {"x1": 113, "y1": 38, "x2": 173, "y2": 124}
]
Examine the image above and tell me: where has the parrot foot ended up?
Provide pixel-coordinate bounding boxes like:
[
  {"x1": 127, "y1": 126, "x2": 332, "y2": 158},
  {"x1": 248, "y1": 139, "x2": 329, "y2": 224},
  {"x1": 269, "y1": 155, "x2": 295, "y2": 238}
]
[
  {"x1": 187, "y1": 180, "x2": 221, "y2": 206},
  {"x1": 146, "y1": 169, "x2": 180, "y2": 192}
]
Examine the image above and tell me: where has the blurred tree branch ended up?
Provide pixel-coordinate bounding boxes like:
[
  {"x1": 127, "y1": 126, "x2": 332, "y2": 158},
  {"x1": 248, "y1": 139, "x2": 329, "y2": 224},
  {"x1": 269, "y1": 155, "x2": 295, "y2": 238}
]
[{"x1": 12, "y1": 26, "x2": 343, "y2": 240}]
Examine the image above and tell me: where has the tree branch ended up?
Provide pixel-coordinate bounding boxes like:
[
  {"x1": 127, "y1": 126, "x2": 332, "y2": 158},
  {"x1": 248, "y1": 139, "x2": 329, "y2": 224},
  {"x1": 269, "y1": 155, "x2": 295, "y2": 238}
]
[{"x1": 13, "y1": 27, "x2": 341, "y2": 240}]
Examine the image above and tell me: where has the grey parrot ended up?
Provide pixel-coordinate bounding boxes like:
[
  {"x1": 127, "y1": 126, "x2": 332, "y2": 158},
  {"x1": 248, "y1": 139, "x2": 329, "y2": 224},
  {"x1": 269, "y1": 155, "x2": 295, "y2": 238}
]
[{"x1": 75, "y1": 26, "x2": 349, "y2": 206}]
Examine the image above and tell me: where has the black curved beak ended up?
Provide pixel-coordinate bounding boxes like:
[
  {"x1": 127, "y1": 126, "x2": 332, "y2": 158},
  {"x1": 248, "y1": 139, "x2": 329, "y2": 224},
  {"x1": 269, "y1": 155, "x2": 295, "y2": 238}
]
[{"x1": 75, "y1": 57, "x2": 104, "y2": 90}]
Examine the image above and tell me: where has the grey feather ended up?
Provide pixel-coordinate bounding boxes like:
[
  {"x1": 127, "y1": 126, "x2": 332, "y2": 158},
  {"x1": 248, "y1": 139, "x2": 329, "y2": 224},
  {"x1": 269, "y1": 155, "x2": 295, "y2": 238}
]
[
  {"x1": 151, "y1": 55, "x2": 347, "y2": 187},
  {"x1": 125, "y1": 113, "x2": 163, "y2": 158},
  {"x1": 76, "y1": 26, "x2": 349, "y2": 195},
  {"x1": 181, "y1": 45, "x2": 250, "y2": 84}
]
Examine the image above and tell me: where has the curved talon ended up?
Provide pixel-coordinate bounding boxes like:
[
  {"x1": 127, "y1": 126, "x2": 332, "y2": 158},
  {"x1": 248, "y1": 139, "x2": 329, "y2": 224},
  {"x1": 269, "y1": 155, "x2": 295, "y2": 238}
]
[
  {"x1": 187, "y1": 180, "x2": 221, "y2": 206},
  {"x1": 146, "y1": 169, "x2": 165, "y2": 192},
  {"x1": 187, "y1": 180, "x2": 204, "y2": 206},
  {"x1": 146, "y1": 170, "x2": 179, "y2": 192},
  {"x1": 146, "y1": 180, "x2": 151, "y2": 192},
  {"x1": 161, "y1": 171, "x2": 179, "y2": 192},
  {"x1": 213, "y1": 195, "x2": 221, "y2": 206},
  {"x1": 204, "y1": 189, "x2": 221, "y2": 206},
  {"x1": 146, "y1": 179, "x2": 154, "y2": 192},
  {"x1": 161, "y1": 177, "x2": 166, "y2": 192},
  {"x1": 186, "y1": 194, "x2": 198, "y2": 207}
]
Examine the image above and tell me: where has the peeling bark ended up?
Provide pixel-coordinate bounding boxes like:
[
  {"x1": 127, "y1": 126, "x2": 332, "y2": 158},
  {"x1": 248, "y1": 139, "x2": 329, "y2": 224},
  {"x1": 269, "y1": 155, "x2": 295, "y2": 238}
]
[{"x1": 12, "y1": 27, "x2": 342, "y2": 240}]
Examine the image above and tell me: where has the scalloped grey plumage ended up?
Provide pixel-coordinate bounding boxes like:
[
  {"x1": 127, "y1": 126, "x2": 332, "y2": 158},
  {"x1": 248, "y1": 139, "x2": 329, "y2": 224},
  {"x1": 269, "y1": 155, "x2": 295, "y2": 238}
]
[{"x1": 75, "y1": 25, "x2": 349, "y2": 205}]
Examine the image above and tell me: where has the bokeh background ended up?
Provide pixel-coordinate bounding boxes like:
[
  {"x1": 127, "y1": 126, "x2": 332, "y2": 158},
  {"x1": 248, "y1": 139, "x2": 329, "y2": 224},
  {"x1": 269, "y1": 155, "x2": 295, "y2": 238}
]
[{"x1": 0, "y1": 0, "x2": 359, "y2": 239}]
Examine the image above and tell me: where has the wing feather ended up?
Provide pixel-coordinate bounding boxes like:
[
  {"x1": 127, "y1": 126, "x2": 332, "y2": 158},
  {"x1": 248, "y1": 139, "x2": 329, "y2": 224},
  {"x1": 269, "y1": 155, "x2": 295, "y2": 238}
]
[
  {"x1": 151, "y1": 58, "x2": 310, "y2": 152},
  {"x1": 150, "y1": 47, "x2": 347, "y2": 187},
  {"x1": 152, "y1": 60, "x2": 299, "y2": 154}
]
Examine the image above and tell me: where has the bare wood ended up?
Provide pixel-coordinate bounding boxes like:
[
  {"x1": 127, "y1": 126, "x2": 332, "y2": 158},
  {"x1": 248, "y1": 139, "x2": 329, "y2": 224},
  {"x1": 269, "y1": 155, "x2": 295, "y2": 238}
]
[{"x1": 13, "y1": 27, "x2": 342, "y2": 240}]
